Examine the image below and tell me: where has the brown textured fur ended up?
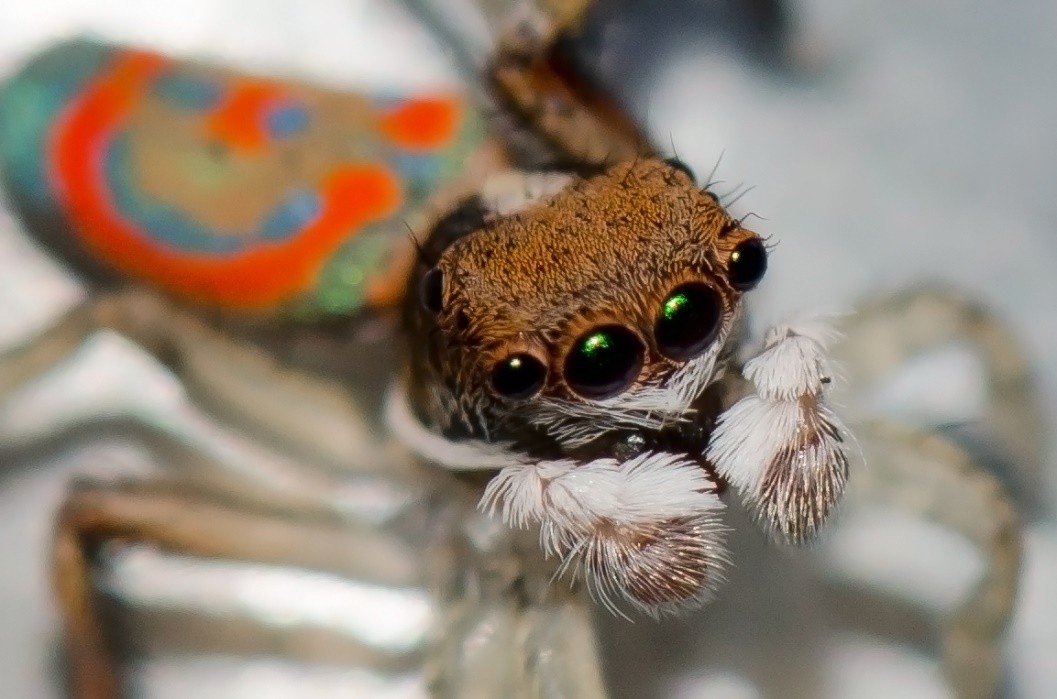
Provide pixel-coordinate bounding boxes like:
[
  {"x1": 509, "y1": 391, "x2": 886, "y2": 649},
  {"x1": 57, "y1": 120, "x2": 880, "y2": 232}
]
[{"x1": 405, "y1": 157, "x2": 761, "y2": 453}]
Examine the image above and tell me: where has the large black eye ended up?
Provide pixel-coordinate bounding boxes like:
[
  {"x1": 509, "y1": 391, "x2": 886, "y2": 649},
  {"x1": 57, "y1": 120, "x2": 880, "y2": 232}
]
[
  {"x1": 491, "y1": 353, "x2": 547, "y2": 400},
  {"x1": 419, "y1": 267, "x2": 444, "y2": 313},
  {"x1": 655, "y1": 283, "x2": 723, "y2": 361},
  {"x1": 729, "y1": 238, "x2": 767, "y2": 291},
  {"x1": 564, "y1": 325, "x2": 645, "y2": 400}
]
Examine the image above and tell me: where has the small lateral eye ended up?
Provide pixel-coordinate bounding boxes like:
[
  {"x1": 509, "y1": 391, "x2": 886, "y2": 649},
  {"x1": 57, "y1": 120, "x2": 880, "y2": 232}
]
[
  {"x1": 729, "y1": 238, "x2": 768, "y2": 291},
  {"x1": 663, "y1": 157, "x2": 696, "y2": 182},
  {"x1": 564, "y1": 325, "x2": 645, "y2": 400},
  {"x1": 655, "y1": 283, "x2": 723, "y2": 361},
  {"x1": 419, "y1": 267, "x2": 444, "y2": 313},
  {"x1": 491, "y1": 353, "x2": 547, "y2": 400}
]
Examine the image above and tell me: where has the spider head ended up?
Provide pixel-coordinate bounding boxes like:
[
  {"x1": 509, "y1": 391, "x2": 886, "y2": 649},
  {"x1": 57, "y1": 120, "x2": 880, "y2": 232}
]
[{"x1": 404, "y1": 158, "x2": 767, "y2": 449}]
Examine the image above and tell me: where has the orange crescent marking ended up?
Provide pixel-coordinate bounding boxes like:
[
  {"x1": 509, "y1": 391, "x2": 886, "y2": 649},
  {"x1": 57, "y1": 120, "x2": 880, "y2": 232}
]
[
  {"x1": 378, "y1": 96, "x2": 461, "y2": 151},
  {"x1": 206, "y1": 82, "x2": 285, "y2": 153},
  {"x1": 50, "y1": 50, "x2": 401, "y2": 311}
]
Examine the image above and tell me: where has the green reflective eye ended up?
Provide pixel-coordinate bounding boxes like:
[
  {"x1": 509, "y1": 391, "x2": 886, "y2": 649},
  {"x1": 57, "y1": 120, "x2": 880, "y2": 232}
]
[
  {"x1": 663, "y1": 293, "x2": 688, "y2": 320},
  {"x1": 564, "y1": 325, "x2": 644, "y2": 399},
  {"x1": 655, "y1": 283, "x2": 722, "y2": 361}
]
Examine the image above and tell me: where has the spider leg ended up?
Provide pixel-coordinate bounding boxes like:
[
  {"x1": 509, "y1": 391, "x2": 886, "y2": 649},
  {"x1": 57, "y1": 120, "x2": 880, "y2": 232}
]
[
  {"x1": 0, "y1": 288, "x2": 388, "y2": 473},
  {"x1": 428, "y1": 516, "x2": 609, "y2": 699},
  {"x1": 827, "y1": 287, "x2": 1039, "y2": 697},
  {"x1": 847, "y1": 419, "x2": 1022, "y2": 699},
  {"x1": 52, "y1": 474, "x2": 429, "y2": 699},
  {"x1": 520, "y1": 598, "x2": 609, "y2": 699},
  {"x1": 834, "y1": 286, "x2": 1046, "y2": 509},
  {"x1": 0, "y1": 300, "x2": 96, "y2": 399},
  {"x1": 484, "y1": 0, "x2": 653, "y2": 167},
  {"x1": 35, "y1": 410, "x2": 609, "y2": 698}
]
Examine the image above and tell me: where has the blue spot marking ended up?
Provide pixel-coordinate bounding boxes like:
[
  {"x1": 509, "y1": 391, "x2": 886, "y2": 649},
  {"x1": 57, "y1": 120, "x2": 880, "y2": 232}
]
[
  {"x1": 391, "y1": 150, "x2": 444, "y2": 201},
  {"x1": 153, "y1": 73, "x2": 220, "y2": 111},
  {"x1": 260, "y1": 189, "x2": 321, "y2": 241},
  {"x1": 264, "y1": 102, "x2": 310, "y2": 138},
  {"x1": 106, "y1": 134, "x2": 317, "y2": 254}
]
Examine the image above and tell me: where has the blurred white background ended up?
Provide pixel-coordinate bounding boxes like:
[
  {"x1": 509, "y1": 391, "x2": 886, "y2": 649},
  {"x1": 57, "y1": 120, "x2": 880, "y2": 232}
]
[{"x1": 0, "y1": 0, "x2": 1054, "y2": 697}]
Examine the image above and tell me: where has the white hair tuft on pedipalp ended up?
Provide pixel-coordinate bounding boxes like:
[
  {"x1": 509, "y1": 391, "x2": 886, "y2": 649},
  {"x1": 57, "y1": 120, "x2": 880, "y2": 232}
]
[
  {"x1": 480, "y1": 459, "x2": 578, "y2": 528},
  {"x1": 706, "y1": 395, "x2": 802, "y2": 493},
  {"x1": 482, "y1": 453, "x2": 715, "y2": 529},
  {"x1": 761, "y1": 315, "x2": 844, "y2": 349},
  {"x1": 544, "y1": 507, "x2": 729, "y2": 618},
  {"x1": 480, "y1": 453, "x2": 729, "y2": 615},
  {"x1": 743, "y1": 319, "x2": 840, "y2": 401}
]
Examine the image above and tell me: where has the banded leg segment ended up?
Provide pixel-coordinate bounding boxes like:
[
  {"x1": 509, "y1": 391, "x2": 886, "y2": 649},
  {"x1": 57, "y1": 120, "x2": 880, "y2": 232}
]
[
  {"x1": 53, "y1": 477, "x2": 425, "y2": 699},
  {"x1": 425, "y1": 499, "x2": 610, "y2": 699},
  {"x1": 0, "y1": 300, "x2": 98, "y2": 398},
  {"x1": 835, "y1": 287, "x2": 1047, "y2": 507},
  {"x1": 485, "y1": 0, "x2": 653, "y2": 167},
  {"x1": 0, "y1": 288, "x2": 387, "y2": 473},
  {"x1": 430, "y1": 596, "x2": 608, "y2": 699},
  {"x1": 849, "y1": 419, "x2": 1022, "y2": 699},
  {"x1": 400, "y1": 0, "x2": 649, "y2": 166}
]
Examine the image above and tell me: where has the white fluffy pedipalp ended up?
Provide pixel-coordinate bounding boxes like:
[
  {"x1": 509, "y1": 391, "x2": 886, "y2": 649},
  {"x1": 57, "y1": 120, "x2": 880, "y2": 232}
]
[
  {"x1": 742, "y1": 318, "x2": 840, "y2": 401},
  {"x1": 705, "y1": 394, "x2": 803, "y2": 494},
  {"x1": 707, "y1": 317, "x2": 850, "y2": 543},
  {"x1": 551, "y1": 509, "x2": 729, "y2": 617},
  {"x1": 481, "y1": 452, "x2": 729, "y2": 615},
  {"x1": 481, "y1": 452, "x2": 716, "y2": 530}
]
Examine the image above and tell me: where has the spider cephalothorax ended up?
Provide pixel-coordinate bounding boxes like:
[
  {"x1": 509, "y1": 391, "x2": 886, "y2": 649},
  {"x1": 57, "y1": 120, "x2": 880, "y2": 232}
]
[
  {"x1": 389, "y1": 157, "x2": 847, "y2": 615},
  {"x1": 402, "y1": 158, "x2": 766, "y2": 452}
]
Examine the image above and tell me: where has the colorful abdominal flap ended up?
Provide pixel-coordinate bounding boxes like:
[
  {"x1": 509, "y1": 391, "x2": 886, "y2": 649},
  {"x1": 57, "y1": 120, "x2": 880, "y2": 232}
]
[{"x1": 0, "y1": 40, "x2": 482, "y2": 319}]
